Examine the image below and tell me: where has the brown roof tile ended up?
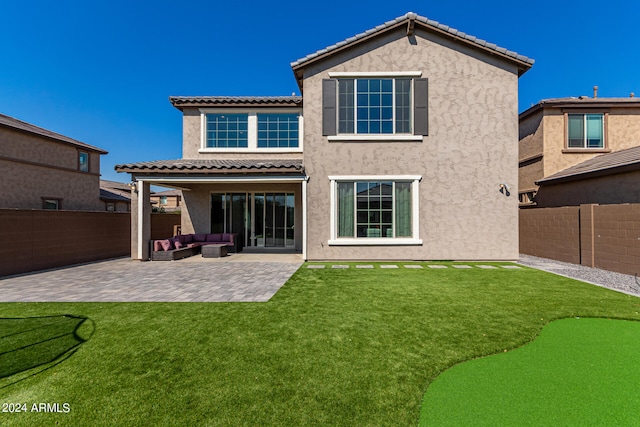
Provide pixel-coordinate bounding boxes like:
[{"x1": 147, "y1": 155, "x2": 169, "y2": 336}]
[
  {"x1": 0, "y1": 113, "x2": 108, "y2": 154},
  {"x1": 537, "y1": 146, "x2": 640, "y2": 185},
  {"x1": 115, "y1": 159, "x2": 304, "y2": 174}
]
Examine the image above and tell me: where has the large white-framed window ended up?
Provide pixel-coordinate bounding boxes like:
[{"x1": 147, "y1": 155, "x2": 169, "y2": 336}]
[
  {"x1": 200, "y1": 109, "x2": 303, "y2": 153},
  {"x1": 323, "y1": 72, "x2": 428, "y2": 141},
  {"x1": 328, "y1": 175, "x2": 422, "y2": 246}
]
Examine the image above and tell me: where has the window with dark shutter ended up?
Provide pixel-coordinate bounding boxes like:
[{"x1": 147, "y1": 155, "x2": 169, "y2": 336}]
[
  {"x1": 413, "y1": 78, "x2": 428, "y2": 136},
  {"x1": 322, "y1": 79, "x2": 337, "y2": 136}
]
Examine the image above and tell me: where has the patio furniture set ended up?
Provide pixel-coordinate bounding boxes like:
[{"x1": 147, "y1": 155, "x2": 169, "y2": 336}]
[{"x1": 151, "y1": 233, "x2": 239, "y2": 261}]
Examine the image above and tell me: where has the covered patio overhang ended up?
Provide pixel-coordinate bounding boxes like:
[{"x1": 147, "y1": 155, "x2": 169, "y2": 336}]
[{"x1": 115, "y1": 159, "x2": 308, "y2": 261}]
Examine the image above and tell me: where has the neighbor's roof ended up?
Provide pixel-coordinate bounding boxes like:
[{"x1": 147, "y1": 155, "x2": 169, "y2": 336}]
[
  {"x1": 170, "y1": 96, "x2": 302, "y2": 111},
  {"x1": 0, "y1": 113, "x2": 108, "y2": 154},
  {"x1": 537, "y1": 145, "x2": 640, "y2": 185},
  {"x1": 291, "y1": 11, "x2": 534, "y2": 85},
  {"x1": 100, "y1": 188, "x2": 131, "y2": 202},
  {"x1": 520, "y1": 96, "x2": 640, "y2": 119},
  {"x1": 115, "y1": 159, "x2": 304, "y2": 174}
]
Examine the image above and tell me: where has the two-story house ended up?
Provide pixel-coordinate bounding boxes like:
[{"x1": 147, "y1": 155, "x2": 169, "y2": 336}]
[
  {"x1": 0, "y1": 113, "x2": 107, "y2": 211},
  {"x1": 519, "y1": 94, "x2": 640, "y2": 207},
  {"x1": 116, "y1": 12, "x2": 533, "y2": 261}
]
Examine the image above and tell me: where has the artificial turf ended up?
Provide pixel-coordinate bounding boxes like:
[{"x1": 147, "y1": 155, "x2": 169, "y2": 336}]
[
  {"x1": 1, "y1": 263, "x2": 639, "y2": 426},
  {"x1": 420, "y1": 317, "x2": 640, "y2": 426}
]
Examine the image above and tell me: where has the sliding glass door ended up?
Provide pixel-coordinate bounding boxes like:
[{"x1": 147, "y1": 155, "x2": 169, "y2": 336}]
[{"x1": 211, "y1": 192, "x2": 294, "y2": 249}]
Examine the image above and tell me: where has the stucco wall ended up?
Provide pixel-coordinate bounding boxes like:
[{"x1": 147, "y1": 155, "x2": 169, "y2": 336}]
[
  {"x1": 0, "y1": 127, "x2": 102, "y2": 210},
  {"x1": 542, "y1": 106, "x2": 640, "y2": 178},
  {"x1": 302, "y1": 28, "x2": 520, "y2": 260},
  {"x1": 535, "y1": 170, "x2": 640, "y2": 207},
  {"x1": 181, "y1": 107, "x2": 303, "y2": 161}
]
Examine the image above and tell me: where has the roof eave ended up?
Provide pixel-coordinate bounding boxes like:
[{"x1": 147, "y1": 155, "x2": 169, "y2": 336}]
[{"x1": 537, "y1": 162, "x2": 640, "y2": 186}]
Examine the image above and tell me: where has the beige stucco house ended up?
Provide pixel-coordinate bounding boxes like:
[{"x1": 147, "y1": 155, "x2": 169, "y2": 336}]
[
  {"x1": 116, "y1": 12, "x2": 533, "y2": 261},
  {"x1": 0, "y1": 113, "x2": 107, "y2": 211},
  {"x1": 519, "y1": 95, "x2": 640, "y2": 206}
]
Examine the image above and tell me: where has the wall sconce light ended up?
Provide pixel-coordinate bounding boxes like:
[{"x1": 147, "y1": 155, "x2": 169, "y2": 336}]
[
  {"x1": 128, "y1": 181, "x2": 138, "y2": 194},
  {"x1": 499, "y1": 182, "x2": 511, "y2": 197}
]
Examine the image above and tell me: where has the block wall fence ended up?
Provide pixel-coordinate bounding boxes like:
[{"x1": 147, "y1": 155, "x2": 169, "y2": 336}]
[
  {"x1": 0, "y1": 210, "x2": 180, "y2": 277},
  {"x1": 520, "y1": 204, "x2": 640, "y2": 276}
]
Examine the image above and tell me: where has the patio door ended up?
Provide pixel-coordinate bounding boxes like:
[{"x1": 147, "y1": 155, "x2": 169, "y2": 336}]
[{"x1": 211, "y1": 192, "x2": 294, "y2": 249}]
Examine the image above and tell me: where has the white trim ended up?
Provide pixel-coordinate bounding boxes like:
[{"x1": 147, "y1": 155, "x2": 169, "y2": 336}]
[
  {"x1": 328, "y1": 175, "x2": 422, "y2": 246},
  {"x1": 302, "y1": 177, "x2": 308, "y2": 260},
  {"x1": 329, "y1": 175, "x2": 421, "y2": 181},
  {"x1": 328, "y1": 135, "x2": 422, "y2": 142},
  {"x1": 328, "y1": 238, "x2": 423, "y2": 246},
  {"x1": 199, "y1": 108, "x2": 303, "y2": 153},
  {"x1": 136, "y1": 180, "x2": 147, "y2": 260},
  {"x1": 328, "y1": 71, "x2": 422, "y2": 78}
]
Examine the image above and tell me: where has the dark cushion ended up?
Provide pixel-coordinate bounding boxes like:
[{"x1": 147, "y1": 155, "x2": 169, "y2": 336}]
[
  {"x1": 184, "y1": 234, "x2": 194, "y2": 243},
  {"x1": 222, "y1": 233, "x2": 232, "y2": 242},
  {"x1": 194, "y1": 233, "x2": 207, "y2": 242},
  {"x1": 160, "y1": 239, "x2": 172, "y2": 251},
  {"x1": 176, "y1": 234, "x2": 186, "y2": 244},
  {"x1": 207, "y1": 233, "x2": 222, "y2": 242},
  {"x1": 174, "y1": 240, "x2": 184, "y2": 249}
]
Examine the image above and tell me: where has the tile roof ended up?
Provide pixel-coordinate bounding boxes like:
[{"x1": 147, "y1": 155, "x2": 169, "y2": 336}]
[
  {"x1": 0, "y1": 113, "x2": 108, "y2": 154},
  {"x1": 115, "y1": 159, "x2": 304, "y2": 174},
  {"x1": 170, "y1": 96, "x2": 302, "y2": 110},
  {"x1": 520, "y1": 96, "x2": 640, "y2": 118},
  {"x1": 100, "y1": 188, "x2": 131, "y2": 202},
  {"x1": 537, "y1": 146, "x2": 640, "y2": 185},
  {"x1": 291, "y1": 12, "x2": 534, "y2": 76}
]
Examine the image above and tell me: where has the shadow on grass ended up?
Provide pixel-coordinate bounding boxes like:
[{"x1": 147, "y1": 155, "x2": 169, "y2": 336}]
[{"x1": 0, "y1": 315, "x2": 94, "y2": 388}]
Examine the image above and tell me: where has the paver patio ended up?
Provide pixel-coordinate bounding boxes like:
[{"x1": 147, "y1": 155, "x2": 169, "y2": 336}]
[{"x1": 0, "y1": 254, "x2": 303, "y2": 302}]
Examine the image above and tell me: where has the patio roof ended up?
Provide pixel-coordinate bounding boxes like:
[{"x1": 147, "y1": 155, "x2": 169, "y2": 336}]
[{"x1": 115, "y1": 159, "x2": 305, "y2": 175}]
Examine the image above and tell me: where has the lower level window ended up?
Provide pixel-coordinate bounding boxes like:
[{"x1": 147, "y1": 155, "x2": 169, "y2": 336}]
[
  {"x1": 332, "y1": 177, "x2": 418, "y2": 242},
  {"x1": 42, "y1": 198, "x2": 61, "y2": 210}
]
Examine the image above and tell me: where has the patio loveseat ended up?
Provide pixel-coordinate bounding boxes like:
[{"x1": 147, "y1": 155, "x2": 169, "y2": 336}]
[{"x1": 151, "y1": 233, "x2": 239, "y2": 261}]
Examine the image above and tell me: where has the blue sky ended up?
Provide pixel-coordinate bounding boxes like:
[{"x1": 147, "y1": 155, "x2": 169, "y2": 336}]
[{"x1": 1, "y1": 0, "x2": 638, "y2": 183}]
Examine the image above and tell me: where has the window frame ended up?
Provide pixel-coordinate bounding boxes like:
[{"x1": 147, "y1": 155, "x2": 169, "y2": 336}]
[
  {"x1": 42, "y1": 198, "x2": 62, "y2": 210},
  {"x1": 328, "y1": 175, "x2": 422, "y2": 246},
  {"x1": 564, "y1": 111, "x2": 608, "y2": 151},
  {"x1": 326, "y1": 71, "x2": 425, "y2": 142},
  {"x1": 199, "y1": 108, "x2": 303, "y2": 153},
  {"x1": 78, "y1": 151, "x2": 89, "y2": 172}
]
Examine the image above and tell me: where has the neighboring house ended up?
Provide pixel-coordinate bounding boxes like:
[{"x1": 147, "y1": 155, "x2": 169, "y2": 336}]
[
  {"x1": 518, "y1": 94, "x2": 640, "y2": 206},
  {"x1": 0, "y1": 113, "x2": 107, "y2": 210},
  {"x1": 150, "y1": 189, "x2": 182, "y2": 211},
  {"x1": 100, "y1": 180, "x2": 132, "y2": 212},
  {"x1": 116, "y1": 12, "x2": 533, "y2": 261}
]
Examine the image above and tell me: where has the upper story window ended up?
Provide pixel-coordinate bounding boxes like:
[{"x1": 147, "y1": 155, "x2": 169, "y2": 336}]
[
  {"x1": 206, "y1": 114, "x2": 249, "y2": 148},
  {"x1": 323, "y1": 72, "x2": 428, "y2": 140},
  {"x1": 567, "y1": 113, "x2": 604, "y2": 148},
  {"x1": 257, "y1": 113, "x2": 299, "y2": 148},
  {"x1": 78, "y1": 151, "x2": 89, "y2": 172},
  {"x1": 338, "y1": 78, "x2": 411, "y2": 134},
  {"x1": 202, "y1": 110, "x2": 302, "y2": 152}
]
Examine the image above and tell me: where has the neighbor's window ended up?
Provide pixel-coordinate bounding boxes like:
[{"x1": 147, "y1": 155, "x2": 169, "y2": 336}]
[
  {"x1": 43, "y1": 198, "x2": 61, "y2": 210},
  {"x1": 205, "y1": 114, "x2": 249, "y2": 148},
  {"x1": 79, "y1": 151, "x2": 89, "y2": 172},
  {"x1": 338, "y1": 78, "x2": 412, "y2": 134},
  {"x1": 257, "y1": 113, "x2": 299, "y2": 148},
  {"x1": 568, "y1": 114, "x2": 604, "y2": 148},
  {"x1": 160, "y1": 196, "x2": 168, "y2": 205},
  {"x1": 336, "y1": 180, "x2": 413, "y2": 239}
]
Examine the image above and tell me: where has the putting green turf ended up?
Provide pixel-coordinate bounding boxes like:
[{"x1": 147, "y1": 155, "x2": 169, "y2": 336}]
[{"x1": 420, "y1": 318, "x2": 640, "y2": 426}]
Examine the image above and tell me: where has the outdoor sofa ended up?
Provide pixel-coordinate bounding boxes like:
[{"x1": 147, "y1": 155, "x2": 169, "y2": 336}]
[{"x1": 151, "y1": 233, "x2": 239, "y2": 261}]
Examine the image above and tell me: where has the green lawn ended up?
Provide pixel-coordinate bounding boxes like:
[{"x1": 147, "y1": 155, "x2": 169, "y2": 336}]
[{"x1": 1, "y1": 262, "x2": 639, "y2": 426}]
